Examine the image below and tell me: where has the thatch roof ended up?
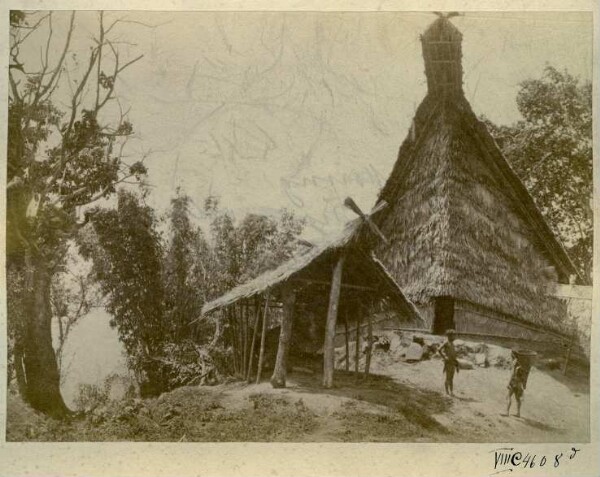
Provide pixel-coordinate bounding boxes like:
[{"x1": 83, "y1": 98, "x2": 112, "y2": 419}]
[
  {"x1": 372, "y1": 17, "x2": 577, "y2": 335},
  {"x1": 201, "y1": 217, "x2": 422, "y2": 324}
]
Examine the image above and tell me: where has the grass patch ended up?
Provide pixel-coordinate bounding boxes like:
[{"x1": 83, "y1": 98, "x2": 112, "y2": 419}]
[{"x1": 6, "y1": 387, "x2": 317, "y2": 442}]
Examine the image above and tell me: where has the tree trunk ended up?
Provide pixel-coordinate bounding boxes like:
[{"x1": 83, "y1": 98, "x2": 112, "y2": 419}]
[
  {"x1": 20, "y1": 254, "x2": 70, "y2": 417},
  {"x1": 270, "y1": 285, "x2": 295, "y2": 388},
  {"x1": 323, "y1": 254, "x2": 345, "y2": 388},
  {"x1": 12, "y1": 343, "x2": 28, "y2": 397}
]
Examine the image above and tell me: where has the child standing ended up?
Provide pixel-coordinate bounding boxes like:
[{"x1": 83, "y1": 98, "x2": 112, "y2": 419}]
[{"x1": 439, "y1": 329, "x2": 459, "y2": 396}]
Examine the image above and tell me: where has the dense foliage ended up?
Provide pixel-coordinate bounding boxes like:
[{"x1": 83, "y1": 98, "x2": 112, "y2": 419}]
[
  {"x1": 81, "y1": 189, "x2": 304, "y2": 394},
  {"x1": 484, "y1": 66, "x2": 593, "y2": 283}
]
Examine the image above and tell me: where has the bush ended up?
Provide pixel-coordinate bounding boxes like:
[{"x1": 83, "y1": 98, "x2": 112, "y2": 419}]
[
  {"x1": 158, "y1": 340, "x2": 233, "y2": 389},
  {"x1": 74, "y1": 382, "x2": 110, "y2": 413}
]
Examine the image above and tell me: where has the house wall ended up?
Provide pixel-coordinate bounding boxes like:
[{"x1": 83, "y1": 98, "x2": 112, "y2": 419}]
[{"x1": 452, "y1": 300, "x2": 565, "y2": 344}]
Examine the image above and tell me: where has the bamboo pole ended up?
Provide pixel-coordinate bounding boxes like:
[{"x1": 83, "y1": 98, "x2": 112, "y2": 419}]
[
  {"x1": 228, "y1": 308, "x2": 238, "y2": 375},
  {"x1": 344, "y1": 308, "x2": 350, "y2": 372},
  {"x1": 364, "y1": 307, "x2": 373, "y2": 378},
  {"x1": 235, "y1": 305, "x2": 243, "y2": 378},
  {"x1": 355, "y1": 312, "x2": 362, "y2": 378},
  {"x1": 271, "y1": 285, "x2": 296, "y2": 388},
  {"x1": 247, "y1": 297, "x2": 261, "y2": 383},
  {"x1": 256, "y1": 292, "x2": 270, "y2": 384},
  {"x1": 242, "y1": 303, "x2": 248, "y2": 378},
  {"x1": 323, "y1": 253, "x2": 345, "y2": 388}
]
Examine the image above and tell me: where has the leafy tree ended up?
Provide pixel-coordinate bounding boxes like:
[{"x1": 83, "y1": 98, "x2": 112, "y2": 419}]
[
  {"x1": 484, "y1": 66, "x2": 593, "y2": 283},
  {"x1": 204, "y1": 197, "x2": 305, "y2": 297},
  {"x1": 80, "y1": 190, "x2": 305, "y2": 392},
  {"x1": 163, "y1": 190, "x2": 210, "y2": 340},
  {"x1": 7, "y1": 11, "x2": 146, "y2": 416},
  {"x1": 80, "y1": 190, "x2": 167, "y2": 396}
]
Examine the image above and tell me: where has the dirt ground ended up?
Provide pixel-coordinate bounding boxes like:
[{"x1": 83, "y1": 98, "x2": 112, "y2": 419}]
[
  {"x1": 221, "y1": 355, "x2": 590, "y2": 443},
  {"x1": 6, "y1": 338, "x2": 589, "y2": 442},
  {"x1": 377, "y1": 358, "x2": 590, "y2": 442}
]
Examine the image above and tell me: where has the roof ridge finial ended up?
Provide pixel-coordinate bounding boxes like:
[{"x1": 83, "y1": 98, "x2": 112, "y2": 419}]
[
  {"x1": 421, "y1": 12, "x2": 464, "y2": 97},
  {"x1": 433, "y1": 11, "x2": 461, "y2": 20}
]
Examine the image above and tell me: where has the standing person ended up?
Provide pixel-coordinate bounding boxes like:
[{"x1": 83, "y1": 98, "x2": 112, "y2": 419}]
[
  {"x1": 506, "y1": 351, "x2": 528, "y2": 417},
  {"x1": 439, "y1": 329, "x2": 459, "y2": 396}
]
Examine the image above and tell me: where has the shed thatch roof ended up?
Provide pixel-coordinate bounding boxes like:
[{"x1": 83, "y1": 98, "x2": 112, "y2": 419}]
[
  {"x1": 372, "y1": 17, "x2": 577, "y2": 335},
  {"x1": 201, "y1": 217, "x2": 422, "y2": 324}
]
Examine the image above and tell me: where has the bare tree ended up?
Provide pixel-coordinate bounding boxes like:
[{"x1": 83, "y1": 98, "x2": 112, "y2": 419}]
[{"x1": 7, "y1": 11, "x2": 147, "y2": 417}]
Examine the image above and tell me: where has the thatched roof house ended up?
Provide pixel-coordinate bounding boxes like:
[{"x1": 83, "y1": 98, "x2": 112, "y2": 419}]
[
  {"x1": 202, "y1": 214, "x2": 422, "y2": 388},
  {"x1": 372, "y1": 16, "x2": 579, "y2": 346},
  {"x1": 202, "y1": 217, "x2": 419, "y2": 320}
]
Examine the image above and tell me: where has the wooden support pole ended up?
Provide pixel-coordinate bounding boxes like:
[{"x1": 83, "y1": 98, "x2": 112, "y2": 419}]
[
  {"x1": 323, "y1": 253, "x2": 345, "y2": 388},
  {"x1": 355, "y1": 312, "x2": 362, "y2": 377},
  {"x1": 236, "y1": 305, "x2": 244, "y2": 378},
  {"x1": 242, "y1": 303, "x2": 248, "y2": 378},
  {"x1": 364, "y1": 307, "x2": 373, "y2": 378},
  {"x1": 229, "y1": 308, "x2": 239, "y2": 375},
  {"x1": 344, "y1": 308, "x2": 350, "y2": 372},
  {"x1": 256, "y1": 292, "x2": 270, "y2": 384},
  {"x1": 247, "y1": 298, "x2": 261, "y2": 383},
  {"x1": 271, "y1": 285, "x2": 296, "y2": 388}
]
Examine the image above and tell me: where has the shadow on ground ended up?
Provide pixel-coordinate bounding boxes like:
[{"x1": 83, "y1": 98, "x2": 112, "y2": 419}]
[{"x1": 291, "y1": 370, "x2": 452, "y2": 437}]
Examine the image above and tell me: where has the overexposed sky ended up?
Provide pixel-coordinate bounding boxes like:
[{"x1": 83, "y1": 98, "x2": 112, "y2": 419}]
[{"x1": 15, "y1": 11, "x2": 593, "y2": 239}]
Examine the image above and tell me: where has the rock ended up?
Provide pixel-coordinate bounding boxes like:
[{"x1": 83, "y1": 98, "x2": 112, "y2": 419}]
[
  {"x1": 412, "y1": 335, "x2": 425, "y2": 346},
  {"x1": 465, "y1": 342, "x2": 483, "y2": 353},
  {"x1": 474, "y1": 353, "x2": 488, "y2": 367},
  {"x1": 405, "y1": 342, "x2": 424, "y2": 362},
  {"x1": 541, "y1": 358, "x2": 562, "y2": 370},
  {"x1": 457, "y1": 358, "x2": 474, "y2": 370},
  {"x1": 453, "y1": 339, "x2": 465, "y2": 347},
  {"x1": 373, "y1": 336, "x2": 391, "y2": 352}
]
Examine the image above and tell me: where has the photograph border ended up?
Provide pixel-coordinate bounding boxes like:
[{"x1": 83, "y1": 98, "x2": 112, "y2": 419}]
[{"x1": 0, "y1": 1, "x2": 598, "y2": 476}]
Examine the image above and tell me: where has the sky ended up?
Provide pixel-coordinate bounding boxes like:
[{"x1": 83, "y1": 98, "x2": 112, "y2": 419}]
[{"x1": 15, "y1": 10, "x2": 593, "y2": 240}]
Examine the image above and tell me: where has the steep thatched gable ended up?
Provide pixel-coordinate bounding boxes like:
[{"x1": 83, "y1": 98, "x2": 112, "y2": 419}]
[{"x1": 373, "y1": 17, "x2": 577, "y2": 335}]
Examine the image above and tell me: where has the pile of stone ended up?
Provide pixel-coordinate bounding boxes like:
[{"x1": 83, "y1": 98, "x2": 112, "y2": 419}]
[{"x1": 371, "y1": 331, "x2": 515, "y2": 370}]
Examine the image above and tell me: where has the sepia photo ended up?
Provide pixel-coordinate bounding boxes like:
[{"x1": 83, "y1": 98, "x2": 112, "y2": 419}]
[{"x1": 1, "y1": 3, "x2": 598, "y2": 475}]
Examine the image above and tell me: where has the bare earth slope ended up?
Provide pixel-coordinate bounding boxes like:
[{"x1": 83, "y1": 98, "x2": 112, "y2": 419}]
[{"x1": 7, "y1": 354, "x2": 588, "y2": 442}]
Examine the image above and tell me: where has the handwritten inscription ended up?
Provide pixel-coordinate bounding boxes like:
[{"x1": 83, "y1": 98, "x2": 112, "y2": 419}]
[{"x1": 491, "y1": 447, "x2": 581, "y2": 475}]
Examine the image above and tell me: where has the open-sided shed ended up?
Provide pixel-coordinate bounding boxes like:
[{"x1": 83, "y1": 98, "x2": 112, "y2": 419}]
[{"x1": 201, "y1": 213, "x2": 422, "y2": 388}]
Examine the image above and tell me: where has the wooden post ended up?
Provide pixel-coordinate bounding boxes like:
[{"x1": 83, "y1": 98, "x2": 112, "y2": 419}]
[
  {"x1": 227, "y1": 309, "x2": 236, "y2": 374},
  {"x1": 364, "y1": 306, "x2": 373, "y2": 378},
  {"x1": 270, "y1": 285, "x2": 296, "y2": 388},
  {"x1": 256, "y1": 292, "x2": 270, "y2": 384},
  {"x1": 236, "y1": 305, "x2": 244, "y2": 378},
  {"x1": 355, "y1": 312, "x2": 362, "y2": 377},
  {"x1": 242, "y1": 303, "x2": 248, "y2": 378},
  {"x1": 229, "y1": 308, "x2": 239, "y2": 375},
  {"x1": 344, "y1": 308, "x2": 350, "y2": 372},
  {"x1": 246, "y1": 298, "x2": 261, "y2": 383},
  {"x1": 323, "y1": 254, "x2": 345, "y2": 388}
]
